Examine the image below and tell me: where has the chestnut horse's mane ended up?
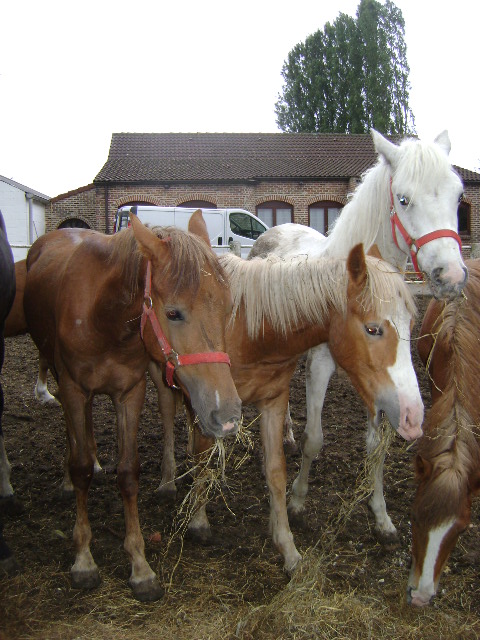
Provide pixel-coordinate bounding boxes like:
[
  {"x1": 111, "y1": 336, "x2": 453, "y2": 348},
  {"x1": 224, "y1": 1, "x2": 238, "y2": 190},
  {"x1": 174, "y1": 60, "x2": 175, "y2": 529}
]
[
  {"x1": 418, "y1": 262, "x2": 480, "y2": 524},
  {"x1": 220, "y1": 252, "x2": 416, "y2": 339},
  {"x1": 109, "y1": 225, "x2": 227, "y2": 299}
]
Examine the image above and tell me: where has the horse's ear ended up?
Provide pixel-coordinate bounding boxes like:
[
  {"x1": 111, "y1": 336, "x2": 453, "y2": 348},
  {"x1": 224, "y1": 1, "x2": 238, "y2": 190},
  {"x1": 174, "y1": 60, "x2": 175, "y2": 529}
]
[
  {"x1": 367, "y1": 244, "x2": 383, "y2": 260},
  {"x1": 434, "y1": 130, "x2": 451, "y2": 155},
  {"x1": 415, "y1": 454, "x2": 432, "y2": 481},
  {"x1": 346, "y1": 243, "x2": 368, "y2": 289},
  {"x1": 130, "y1": 213, "x2": 169, "y2": 262},
  {"x1": 188, "y1": 210, "x2": 211, "y2": 246},
  {"x1": 370, "y1": 128, "x2": 399, "y2": 168}
]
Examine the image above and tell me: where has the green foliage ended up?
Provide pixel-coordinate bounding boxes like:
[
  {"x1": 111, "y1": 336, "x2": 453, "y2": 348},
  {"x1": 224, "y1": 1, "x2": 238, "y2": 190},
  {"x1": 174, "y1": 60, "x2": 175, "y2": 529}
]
[{"x1": 275, "y1": 0, "x2": 415, "y2": 135}]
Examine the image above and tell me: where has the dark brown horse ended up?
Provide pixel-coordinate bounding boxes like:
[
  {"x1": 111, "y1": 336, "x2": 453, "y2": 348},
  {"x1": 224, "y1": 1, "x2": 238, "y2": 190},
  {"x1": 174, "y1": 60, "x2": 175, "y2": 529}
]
[
  {"x1": 23, "y1": 211, "x2": 241, "y2": 601},
  {"x1": 409, "y1": 259, "x2": 480, "y2": 606},
  {"x1": 0, "y1": 210, "x2": 18, "y2": 575}
]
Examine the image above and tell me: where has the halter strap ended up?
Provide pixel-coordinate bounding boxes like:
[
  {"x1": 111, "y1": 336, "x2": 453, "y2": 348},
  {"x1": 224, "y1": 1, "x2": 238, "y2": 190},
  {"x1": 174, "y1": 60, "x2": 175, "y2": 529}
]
[
  {"x1": 389, "y1": 178, "x2": 462, "y2": 276},
  {"x1": 140, "y1": 260, "x2": 231, "y2": 387}
]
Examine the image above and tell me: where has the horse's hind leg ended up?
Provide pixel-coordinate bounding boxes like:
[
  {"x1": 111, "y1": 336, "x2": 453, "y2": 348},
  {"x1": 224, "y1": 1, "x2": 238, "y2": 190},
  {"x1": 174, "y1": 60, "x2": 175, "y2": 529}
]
[
  {"x1": 288, "y1": 344, "x2": 335, "y2": 518},
  {"x1": 34, "y1": 354, "x2": 59, "y2": 405},
  {"x1": 148, "y1": 362, "x2": 177, "y2": 501},
  {"x1": 113, "y1": 381, "x2": 163, "y2": 602},
  {"x1": 186, "y1": 422, "x2": 215, "y2": 543},
  {"x1": 61, "y1": 379, "x2": 101, "y2": 590}
]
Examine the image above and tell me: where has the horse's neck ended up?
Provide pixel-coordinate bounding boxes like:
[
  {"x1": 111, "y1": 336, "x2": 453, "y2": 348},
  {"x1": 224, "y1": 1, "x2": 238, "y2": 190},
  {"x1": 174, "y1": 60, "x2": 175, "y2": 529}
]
[
  {"x1": 227, "y1": 304, "x2": 330, "y2": 365},
  {"x1": 325, "y1": 164, "x2": 408, "y2": 271}
]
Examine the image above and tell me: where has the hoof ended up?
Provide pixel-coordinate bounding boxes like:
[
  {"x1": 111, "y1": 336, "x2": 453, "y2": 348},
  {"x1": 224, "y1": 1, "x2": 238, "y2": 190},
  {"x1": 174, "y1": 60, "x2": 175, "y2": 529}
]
[
  {"x1": 375, "y1": 529, "x2": 400, "y2": 550},
  {"x1": 287, "y1": 505, "x2": 306, "y2": 528},
  {"x1": 130, "y1": 576, "x2": 164, "y2": 602},
  {"x1": 0, "y1": 554, "x2": 20, "y2": 576},
  {"x1": 284, "y1": 554, "x2": 302, "y2": 577},
  {"x1": 187, "y1": 525, "x2": 212, "y2": 545},
  {"x1": 71, "y1": 568, "x2": 101, "y2": 590},
  {"x1": 155, "y1": 484, "x2": 177, "y2": 504}
]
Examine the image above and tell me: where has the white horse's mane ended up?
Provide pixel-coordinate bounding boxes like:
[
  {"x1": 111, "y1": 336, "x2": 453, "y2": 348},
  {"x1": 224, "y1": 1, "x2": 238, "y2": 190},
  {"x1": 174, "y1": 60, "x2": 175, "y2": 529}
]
[{"x1": 220, "y1": 252, "x2": 416, "y2": 339}]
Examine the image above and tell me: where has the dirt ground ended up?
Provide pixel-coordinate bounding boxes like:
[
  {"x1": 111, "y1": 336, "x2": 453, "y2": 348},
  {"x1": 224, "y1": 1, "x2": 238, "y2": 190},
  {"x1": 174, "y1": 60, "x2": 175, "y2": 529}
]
[{"x1": 1, "y1": 293, "x2": 479, "y2": 639}]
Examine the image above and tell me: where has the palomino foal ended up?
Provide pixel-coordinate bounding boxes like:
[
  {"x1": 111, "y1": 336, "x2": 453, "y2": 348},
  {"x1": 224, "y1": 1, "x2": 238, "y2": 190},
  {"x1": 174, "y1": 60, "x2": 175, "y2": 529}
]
[{"x1": 154, "y1": 244, "x2": 423, "y2": 574}]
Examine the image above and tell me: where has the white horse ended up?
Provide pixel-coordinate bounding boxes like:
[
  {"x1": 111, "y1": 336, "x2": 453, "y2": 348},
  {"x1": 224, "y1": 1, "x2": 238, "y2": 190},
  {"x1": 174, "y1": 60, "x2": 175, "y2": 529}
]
[{"x1": 248, "y1": 129, "x2": 467, "y2": 543}]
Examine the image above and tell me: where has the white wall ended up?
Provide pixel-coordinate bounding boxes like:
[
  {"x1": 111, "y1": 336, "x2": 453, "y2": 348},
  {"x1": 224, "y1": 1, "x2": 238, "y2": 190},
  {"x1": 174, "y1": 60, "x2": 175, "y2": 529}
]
[{"x1": 0, "y1": 178, "x2": 48, "y2": 261}]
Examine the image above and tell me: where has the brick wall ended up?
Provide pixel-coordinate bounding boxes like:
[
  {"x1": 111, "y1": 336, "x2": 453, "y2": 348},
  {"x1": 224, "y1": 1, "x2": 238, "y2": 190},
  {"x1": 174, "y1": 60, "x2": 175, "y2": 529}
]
[
  {"x1": 46, "y1": 178, "x2": 480, "y2": 256},
  {"x1": 46, "y1": 184, "x2": 97, "y2": 233},
  {"x1": 48, "y1": 179, "x2": 352, "y2": 233}
]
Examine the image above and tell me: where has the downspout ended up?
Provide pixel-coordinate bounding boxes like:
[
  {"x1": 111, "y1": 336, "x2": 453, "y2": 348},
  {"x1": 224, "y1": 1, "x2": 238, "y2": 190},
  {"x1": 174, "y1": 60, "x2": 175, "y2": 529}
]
[
  {"x1": 104, "y1": 185, "x2": 110, "y2": 234},
  {"x1": 25, "y1": 192, "x2": 34, "y2": 244}
]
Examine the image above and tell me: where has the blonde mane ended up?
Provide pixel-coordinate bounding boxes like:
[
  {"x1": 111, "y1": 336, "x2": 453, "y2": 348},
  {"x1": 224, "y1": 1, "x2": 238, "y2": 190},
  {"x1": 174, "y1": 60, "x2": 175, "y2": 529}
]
[{"x1": 220, "y1": 252, "x2": 416, "y2": 339}]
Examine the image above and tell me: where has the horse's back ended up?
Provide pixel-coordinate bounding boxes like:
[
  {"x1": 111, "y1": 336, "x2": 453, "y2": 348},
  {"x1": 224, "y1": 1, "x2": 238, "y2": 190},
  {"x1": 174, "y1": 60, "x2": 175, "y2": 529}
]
[{"x1": 250, "y1": 224, "x2": 326, "y2": 259}]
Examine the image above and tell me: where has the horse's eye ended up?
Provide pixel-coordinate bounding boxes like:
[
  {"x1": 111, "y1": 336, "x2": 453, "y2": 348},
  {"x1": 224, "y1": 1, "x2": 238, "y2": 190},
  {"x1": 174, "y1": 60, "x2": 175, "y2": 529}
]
[
  {"x1": 398, "y1": 195, "x2": 410, "y2": 206},
  {"x1": 365, "y1": 324, "x2": 383, "y2": 337},
  {"x1": 458, "y1": 192, "x2": 464, "y2": 203},
  {"x1": 166, "y1": 309, "x2": 183, "y2": 322}
]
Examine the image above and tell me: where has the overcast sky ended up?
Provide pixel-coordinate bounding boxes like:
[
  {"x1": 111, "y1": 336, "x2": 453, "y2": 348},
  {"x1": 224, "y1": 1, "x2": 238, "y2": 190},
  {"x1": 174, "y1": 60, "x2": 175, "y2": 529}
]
[{"x1": 1, "y1": 0, "x2": 478, "y2": 197}]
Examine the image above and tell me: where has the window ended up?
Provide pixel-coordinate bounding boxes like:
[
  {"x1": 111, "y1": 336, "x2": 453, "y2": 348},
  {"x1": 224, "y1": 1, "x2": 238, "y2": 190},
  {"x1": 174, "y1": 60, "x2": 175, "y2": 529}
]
[
  {"x1": 58, "y1": 218, "x2": 90, "y2": 229},
  {"x1": 309, "y1": 201, "x2": 342, "y2": 234},
  {"x1": 458, "y1": 199, "x2": 470, "y2": 238},
  {"x1": 256, "y1": 201, "x2": 292, "y2": 227},
  {"x1": 229, "y1": 212, "x2": 266, "y2": 240}
]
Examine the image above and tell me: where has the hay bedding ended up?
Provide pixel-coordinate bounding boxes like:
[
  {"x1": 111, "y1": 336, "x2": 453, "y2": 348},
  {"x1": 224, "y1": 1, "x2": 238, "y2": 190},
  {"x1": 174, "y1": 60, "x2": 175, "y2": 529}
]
[{"x1": 1, "y1": 295, "x2": 479, "y2": 640}]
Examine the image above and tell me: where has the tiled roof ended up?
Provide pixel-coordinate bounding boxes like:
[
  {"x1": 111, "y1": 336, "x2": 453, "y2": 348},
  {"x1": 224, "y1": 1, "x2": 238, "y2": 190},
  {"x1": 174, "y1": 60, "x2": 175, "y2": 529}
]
[
  {"x1": 93, "y1": 132, "x2": 480, "y2": 184},
  {"x1": 0, "y1": 174, "x2": 51, "y2": 200}
]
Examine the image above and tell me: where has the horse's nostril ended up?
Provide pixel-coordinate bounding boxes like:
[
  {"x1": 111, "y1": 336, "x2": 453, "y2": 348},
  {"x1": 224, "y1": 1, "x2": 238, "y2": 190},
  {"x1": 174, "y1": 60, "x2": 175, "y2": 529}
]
[{"x1": 430, "y1": 266, "x2": 443, "y2": 284}]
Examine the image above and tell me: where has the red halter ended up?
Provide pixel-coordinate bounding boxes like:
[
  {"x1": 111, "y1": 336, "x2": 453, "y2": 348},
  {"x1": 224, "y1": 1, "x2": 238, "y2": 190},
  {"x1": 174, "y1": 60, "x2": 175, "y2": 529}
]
[
  {"x1": 389, "y1": 178, "x2": 462, "y2": 276},
  {"x1": 140, "y1": 260, "x2": 231, "y2": 388}
]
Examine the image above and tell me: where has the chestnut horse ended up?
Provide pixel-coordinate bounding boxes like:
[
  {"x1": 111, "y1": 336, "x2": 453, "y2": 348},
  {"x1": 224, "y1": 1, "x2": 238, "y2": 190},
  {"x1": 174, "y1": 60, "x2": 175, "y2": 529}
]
[
  {"x1": 408, "y1": 259, "x2": 480, "y2": 606},
  {"x1": 249, "y1": 129, "x2": 467, "y2": 543},
  {"x1": 23, "y1": 211, "x2": 241, "y2": 601},
  {"x1": 153, "y1": 244, "x2": 424, "y2": 573},
  {"x1": 0, "y1": 210, "x2": 18, "y2": 575}
]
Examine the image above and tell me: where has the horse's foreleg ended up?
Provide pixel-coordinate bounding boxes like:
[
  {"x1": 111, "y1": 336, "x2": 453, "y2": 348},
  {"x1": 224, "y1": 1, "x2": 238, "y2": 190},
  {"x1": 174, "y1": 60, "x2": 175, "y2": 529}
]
[
  {"x1": 259, "y1": 394, "x2": 301, "y2": 575},
  {"x1": 366, "y1": 414, "x2": 398, "y2": 544},
  {"x1": 34, "y1": 354, "x2": 59, "y2": 405},
  {"x1": 61, "y1": 379, "x2": 100, "y2": 591},
  {"x1": 186, "y1": 421, "x2": 215, "y2": 542},
  {"x1": 288, "y1": 345, "x2": 335, "y2": 517},
  {"x1": 148, "y1": 362, "x2": 178, "y2": 501},
  {"x1": 114, "y1": 380, "x2": 163, "y2": 602}
]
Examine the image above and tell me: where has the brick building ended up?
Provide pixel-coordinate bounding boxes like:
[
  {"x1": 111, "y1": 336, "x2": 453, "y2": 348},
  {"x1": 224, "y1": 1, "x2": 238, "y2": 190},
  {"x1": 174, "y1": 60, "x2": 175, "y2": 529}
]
[{"x1": 46, "y1": 132, "x2": 480, "y2": 255}]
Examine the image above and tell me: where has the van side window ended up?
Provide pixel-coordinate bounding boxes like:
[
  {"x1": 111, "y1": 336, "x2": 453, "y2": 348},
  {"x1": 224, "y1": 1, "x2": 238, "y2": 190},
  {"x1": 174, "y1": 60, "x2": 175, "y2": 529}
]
[{"x1": 229, "y1": 212, "x2": 266, "y2": 240}]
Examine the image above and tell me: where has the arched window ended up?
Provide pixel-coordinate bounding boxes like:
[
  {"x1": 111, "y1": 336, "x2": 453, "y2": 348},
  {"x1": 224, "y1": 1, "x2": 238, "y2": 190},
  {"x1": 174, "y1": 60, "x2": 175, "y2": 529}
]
[
  {"x1": 309, "y1": 201, "x2": 343, "y2": 234},
  {"x1": 256, "y1": 201, "x2": 292, "y2": 227},
  {"x1": 178, "y1": 200, "x2": 216, "y2": 208},
  {"x1": 58, "y1": 218, "x2": 90, "y2": 229},
  {"x1": 458, "y1": 199, "x2": 471, "y2": 238}
]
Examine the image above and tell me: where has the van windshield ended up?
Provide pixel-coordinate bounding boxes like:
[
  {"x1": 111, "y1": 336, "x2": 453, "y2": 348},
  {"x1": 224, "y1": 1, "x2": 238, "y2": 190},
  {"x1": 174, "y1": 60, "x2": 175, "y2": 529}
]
[
  {"x1": 114, "y1": 211, "x2": 130, "y2": 232},
  {"x1": 229, "y1": 212, "x2": 266, "y2": 240}
]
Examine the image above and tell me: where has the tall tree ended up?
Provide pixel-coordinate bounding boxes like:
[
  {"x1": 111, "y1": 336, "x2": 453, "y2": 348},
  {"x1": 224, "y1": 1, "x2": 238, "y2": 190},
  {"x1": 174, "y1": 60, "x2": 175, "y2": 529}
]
[{"x1": 275, "y1": 0, "x2": 415, "y2": 135}]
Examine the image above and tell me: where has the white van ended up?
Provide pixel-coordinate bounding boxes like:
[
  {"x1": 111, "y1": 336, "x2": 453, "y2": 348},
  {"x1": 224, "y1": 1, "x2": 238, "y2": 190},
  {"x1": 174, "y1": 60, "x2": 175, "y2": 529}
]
[{"x1": 114, "y1": 206, "x2": 268, "y2": 259}]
